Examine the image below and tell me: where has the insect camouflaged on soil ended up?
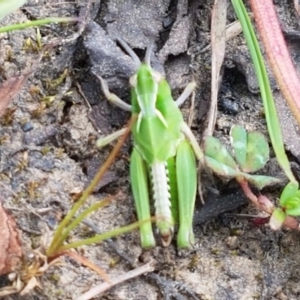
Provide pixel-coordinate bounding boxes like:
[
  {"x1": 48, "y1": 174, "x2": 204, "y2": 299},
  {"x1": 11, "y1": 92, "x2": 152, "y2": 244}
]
[{"x1": 97, "y1": 39, "x2": 205, "y2": 248}]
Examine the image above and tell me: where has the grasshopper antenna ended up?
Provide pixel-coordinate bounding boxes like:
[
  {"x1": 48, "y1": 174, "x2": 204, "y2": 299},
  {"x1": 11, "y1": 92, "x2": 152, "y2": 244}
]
[
  {"x1": 145, "y1": 43, "x2": 154, "y2": 67},
  {"x1": 116, "y1": 38, "x2": 141, "y2": 67}
]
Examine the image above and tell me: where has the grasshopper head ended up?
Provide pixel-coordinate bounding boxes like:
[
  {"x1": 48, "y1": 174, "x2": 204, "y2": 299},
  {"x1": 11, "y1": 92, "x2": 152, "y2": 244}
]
[{"x1": 129, "y1": 61, "x2": 163, "y2": 117}]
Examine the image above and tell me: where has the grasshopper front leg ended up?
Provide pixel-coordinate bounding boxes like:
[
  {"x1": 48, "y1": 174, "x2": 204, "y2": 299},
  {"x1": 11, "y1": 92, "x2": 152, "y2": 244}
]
[{"x1": 96, "y1": 74, "x2": 132, "y2": 111}]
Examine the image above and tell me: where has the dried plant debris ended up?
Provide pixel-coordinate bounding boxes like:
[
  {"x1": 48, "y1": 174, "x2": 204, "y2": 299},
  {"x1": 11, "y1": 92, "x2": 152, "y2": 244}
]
[
  {"x1": 0, "y1": 200, "x2": 22, "y2": 276},
  {"x1": 0, "y1": 72, "x2": 32, "y2": 117}
]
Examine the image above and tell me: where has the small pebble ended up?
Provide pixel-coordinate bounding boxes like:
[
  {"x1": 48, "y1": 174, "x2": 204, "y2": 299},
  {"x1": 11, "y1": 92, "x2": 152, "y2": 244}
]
[
  {"x1": 22, "y1": 122, "x2": 34, "y2": 132},
  {"x1": 218, "y1": 97, "x2": 239, "y2": 115}
]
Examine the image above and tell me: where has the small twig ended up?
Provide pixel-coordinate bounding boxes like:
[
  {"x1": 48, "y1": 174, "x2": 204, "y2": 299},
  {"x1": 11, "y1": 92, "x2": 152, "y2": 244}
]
[
  {"x1": 61, "y1": 250, "x2": 111, "y2": 282},
  {"x1": 204, "y1": 0, "x2": 227, "y2": 137},
  {"x1": 198, "y1": 19, "x2": 245, "y2": 54},
  {"x1": 187, "y1": 90, "x2": 196, "y2": 128},
  {"x1": 76, "y1": 82, "x2": 92, "y2": 111},
  {"x1": 75, "y1": 261, "x2": 155, "y2": 300}
]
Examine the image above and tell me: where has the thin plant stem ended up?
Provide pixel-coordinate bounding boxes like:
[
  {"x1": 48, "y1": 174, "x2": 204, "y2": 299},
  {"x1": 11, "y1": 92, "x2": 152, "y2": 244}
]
[
  {"x1": 0, "y1": 17, "x2": 78, "y2": 34},
  {"x1": 47, "y1": 117, "x2": 135, "y2": 257}
]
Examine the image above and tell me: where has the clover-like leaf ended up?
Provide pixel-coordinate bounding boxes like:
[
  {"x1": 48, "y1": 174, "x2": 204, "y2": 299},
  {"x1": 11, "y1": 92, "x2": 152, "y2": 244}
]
[
  {"x1": 204, "y1": 136, "x2": 241, "y2": 178},
  {"x1": 230, "y1": 125, "x2": 269, "y2": 173},
  {"x1": 204, "y1": 136, "x2": 238, "y2": 170},
  {"x1": 230, "y1": 125, "x2": 247, "y2": 167},
  {"x1": 280, "y1": 181, "x2": 299, "y2": 206},
  {"x1": 204, "y1": 156, "x2": 241, "y2": 178},
  {"x1": 283, "y1": 191, "x2": 300, "y2": 216},
  {"x1": 243, "y1": 173, "x2": 281, "y2": 190},
  {"x1": 269, "y1": 208, "x2": 286, "y2": 230},
  {"x1": 279, "y1": 182, "x2": 300, "y2": 216}
]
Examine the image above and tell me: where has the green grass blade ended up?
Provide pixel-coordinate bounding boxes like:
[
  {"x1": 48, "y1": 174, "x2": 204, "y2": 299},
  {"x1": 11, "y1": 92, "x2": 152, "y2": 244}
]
[
  {"x1": 0, "y1": 17, "x2": 77, "y2": 34},
  {"x1": 58, "y1": 219, "x2": 150, "y2": 252},
  {"x1": 231, "y1": 0, "x2": 296, "y2": 183},
  {"x1": 0, "y1": 0, "x2": 27, "y2": 21},
  {"x1": 57, "y1": 198, "x2": 111, "y2": 250},
  {"x1": 47, "y1": 118, "x2": 133, "y2": 257}
]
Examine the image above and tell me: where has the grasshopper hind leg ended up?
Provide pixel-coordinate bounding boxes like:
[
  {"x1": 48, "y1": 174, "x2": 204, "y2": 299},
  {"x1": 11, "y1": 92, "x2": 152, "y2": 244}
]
[
  {"x1": 130, "y1": 148, "x2": 156, "y2": 248},
  {"x1": 176, "y1": 140, "x2": 197, "y2": 248}
]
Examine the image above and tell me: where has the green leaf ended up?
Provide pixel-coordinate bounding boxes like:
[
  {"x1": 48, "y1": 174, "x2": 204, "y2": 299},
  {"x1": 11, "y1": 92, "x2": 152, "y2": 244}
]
[
  {"x1": 205, "y1": 156, "x2": 241, "y2": 178},
  {"x1": 0, "y1": 17, "x2": 77, "y2": 34},
  {"x1": 279, "y1": 182, "x2": 300, "y2": 216},
  {"x1": 269, "y1": 208, "x2": 286, "y2": 230},
  {"x1": 204, "y1": 136, "x2": 238, "y2": 170},
  {"x1": 243, "y1": 173, "x2": 281, "y2": 189},
  {"x1": 0, "y1": 0, "x2": 27, "y2": 21},
  {"x1": 243, "y1": 131, "x2": 269, "y2": 172},
  {"x1": 279, "y1": 181, "x2": 299, "y2": 206},
  {"x1": 285, "y1": 201, "x2": 300, "y2": 216},
  {"x1": 230, "y1": 125, "x2": 269, "y2": 173},
  {"x1": 230, "y1": 125, "x2": 247, "y2": 168}
]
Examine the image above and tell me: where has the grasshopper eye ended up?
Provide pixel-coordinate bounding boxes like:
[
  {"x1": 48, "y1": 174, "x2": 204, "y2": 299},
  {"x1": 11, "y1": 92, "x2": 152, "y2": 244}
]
[
  {"x1": 129, "y1": 74, "x2": 137, "y2": 87},
  {"x1": 151, "y1": 69, "x2": 163, "y2": 83}
]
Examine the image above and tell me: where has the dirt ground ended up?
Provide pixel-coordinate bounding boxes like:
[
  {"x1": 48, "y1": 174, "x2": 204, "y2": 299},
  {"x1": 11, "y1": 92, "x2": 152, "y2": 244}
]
[{"x1": 1, "y1": 0, "x2": 300, "y2": 299}]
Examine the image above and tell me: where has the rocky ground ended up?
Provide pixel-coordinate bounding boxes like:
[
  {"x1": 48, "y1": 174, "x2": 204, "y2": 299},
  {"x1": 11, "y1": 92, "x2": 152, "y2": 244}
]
[{"x1": 1, "y1": 0, "x2": 300, "y2": 299}]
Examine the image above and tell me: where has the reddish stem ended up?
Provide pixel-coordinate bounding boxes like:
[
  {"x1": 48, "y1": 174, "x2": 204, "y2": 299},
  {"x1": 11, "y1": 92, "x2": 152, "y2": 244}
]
[{"x1": 237, "y1": 177, "x2": 300, "y2": 230}]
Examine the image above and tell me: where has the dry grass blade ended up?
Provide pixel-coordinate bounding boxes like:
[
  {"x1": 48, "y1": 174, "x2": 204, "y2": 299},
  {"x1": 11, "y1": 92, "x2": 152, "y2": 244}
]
[
  {"x1": 249, "y1": 0, "x2": 300, "y2": 126},
  {"x1": 0, "y1": 73, "x2": 31, "y2": 117},
  {"x1": 0, "y1": 43, "x2": 54, "y2": 118},
  {"x1": 61, "y1": 251, "x2": 110, "y2": 283},
  {"x1": 204, "y1": 0, "x2": 227, "y2": 137},
  {"x1": 75, "y1": 260, "x2": 155, "y2": 300},
  {"x1": 294, "y1": 0, "x2": 300, "y2": 16},
  {"x1": 225, "y1": 19, "x2": 243, "y2": 40},
  {"x1": 0, "y1": 199, "x2": 23, "y2": 275}
]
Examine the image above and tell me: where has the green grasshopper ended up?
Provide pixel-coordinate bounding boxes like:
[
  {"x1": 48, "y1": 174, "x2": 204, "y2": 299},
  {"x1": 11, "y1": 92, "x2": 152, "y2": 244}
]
[{"x1": 97, "y1": 40, "x2": 204, "y2": 248}]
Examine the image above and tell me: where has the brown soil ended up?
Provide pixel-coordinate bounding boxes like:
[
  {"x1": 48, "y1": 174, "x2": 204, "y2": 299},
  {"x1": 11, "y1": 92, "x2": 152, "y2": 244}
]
[{"x1": 1, "y1": 0, "x2": 300, "y2": 299}]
